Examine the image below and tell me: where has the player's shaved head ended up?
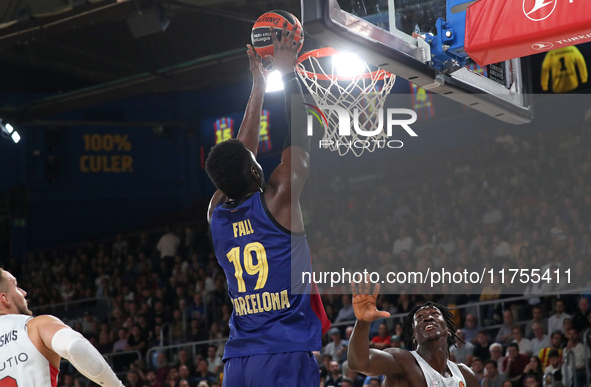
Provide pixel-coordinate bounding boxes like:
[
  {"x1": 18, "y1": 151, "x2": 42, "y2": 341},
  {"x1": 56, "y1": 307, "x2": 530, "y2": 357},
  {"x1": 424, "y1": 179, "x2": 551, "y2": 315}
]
[{"x1": 206, "y1": 139, "x2": 262, "y2": 199}]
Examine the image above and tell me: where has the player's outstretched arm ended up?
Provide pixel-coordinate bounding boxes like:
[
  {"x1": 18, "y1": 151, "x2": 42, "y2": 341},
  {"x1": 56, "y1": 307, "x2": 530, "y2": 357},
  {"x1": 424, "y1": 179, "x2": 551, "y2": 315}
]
[
  {"x1": 207, "y1": 46, "x2": 268, "y2": 222},
  {"x1": 236, "y1": 44, "x2": 269, "y2": 155},
  {"x1": 31, "y1": 315, "x2": 124, "y2": 387},
  {"x1": 264, "y1": 21, "x2": 309, "y2": 232},
  {"x1": 348, "y1": 279, "x2": 400, "y2": 376}
]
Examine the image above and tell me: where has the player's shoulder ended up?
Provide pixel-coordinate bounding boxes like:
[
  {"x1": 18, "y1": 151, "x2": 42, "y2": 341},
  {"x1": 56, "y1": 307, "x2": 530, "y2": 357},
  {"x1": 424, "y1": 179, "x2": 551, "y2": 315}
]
[
  {"x1": 456, "y1": 363, "x2": 479, "y2": 387},
  {"x1": 28, "y1": 314, "x2": 65, "y2": 327},
  {"x1": 383, "y1": 347, "x2": 415, "y2": 362}
]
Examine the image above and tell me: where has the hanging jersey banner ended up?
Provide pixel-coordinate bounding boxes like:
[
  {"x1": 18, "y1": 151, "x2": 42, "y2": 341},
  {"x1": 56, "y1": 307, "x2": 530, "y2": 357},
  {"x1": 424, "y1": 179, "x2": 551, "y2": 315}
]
[
  {"x1": 465, "y1": 0, "x2": 591, "y2": 66},
  {"x1": 258, "y1": 109, "x2": 272, "y2": 154},
  {"x1": 541, "y1": 46, "x2": 588, "y2": 93},
  {"x1": 410, "y1": 83, "x2": 435, "y2": 120},
  {"x1": 214, "y1": 117, "x2": 234, "y2": 145}
]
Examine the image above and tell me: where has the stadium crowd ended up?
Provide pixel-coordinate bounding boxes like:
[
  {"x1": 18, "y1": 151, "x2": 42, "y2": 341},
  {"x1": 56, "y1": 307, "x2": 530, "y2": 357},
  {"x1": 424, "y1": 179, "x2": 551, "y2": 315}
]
[{"x1": 10, "y1": 121, "x2": 591, "y2": 387}]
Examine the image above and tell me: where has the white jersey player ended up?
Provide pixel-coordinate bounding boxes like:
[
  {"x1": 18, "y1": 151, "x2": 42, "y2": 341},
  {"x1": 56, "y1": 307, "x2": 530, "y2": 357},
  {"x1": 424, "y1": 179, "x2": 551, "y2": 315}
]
[{"x1": 0, "y1": 268, "x2": 123, "y2": 386}]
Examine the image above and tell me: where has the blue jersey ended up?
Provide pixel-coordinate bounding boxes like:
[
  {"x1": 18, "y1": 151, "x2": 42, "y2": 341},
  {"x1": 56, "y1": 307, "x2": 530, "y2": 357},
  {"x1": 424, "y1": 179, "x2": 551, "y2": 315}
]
[{"x1": 210, "y1": 191, "x2": 328, "y2": 359}]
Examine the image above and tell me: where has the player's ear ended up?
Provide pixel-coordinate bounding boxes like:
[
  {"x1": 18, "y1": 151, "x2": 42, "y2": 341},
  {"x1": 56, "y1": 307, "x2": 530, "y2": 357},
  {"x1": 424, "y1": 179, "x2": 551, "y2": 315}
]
[
  {"x1": 250, "y1": 165, "x2": 260, "y2": 178},
  {"x1": 0, "y1": 293, "x2": 9, "y2": 306}
]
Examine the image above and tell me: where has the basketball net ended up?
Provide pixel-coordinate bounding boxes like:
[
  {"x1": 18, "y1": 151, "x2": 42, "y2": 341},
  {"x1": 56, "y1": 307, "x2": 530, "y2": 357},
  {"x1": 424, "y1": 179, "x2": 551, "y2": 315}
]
[{"x1": 297, "y1": 47, "x2": 397, "y2": 157}]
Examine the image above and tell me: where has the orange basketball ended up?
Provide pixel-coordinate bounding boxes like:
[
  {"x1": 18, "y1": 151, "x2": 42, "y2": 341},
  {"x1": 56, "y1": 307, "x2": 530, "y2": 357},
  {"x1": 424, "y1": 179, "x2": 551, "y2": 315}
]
[{"x1": 251, "y1": 10, "x2": 303, "y2": 58}]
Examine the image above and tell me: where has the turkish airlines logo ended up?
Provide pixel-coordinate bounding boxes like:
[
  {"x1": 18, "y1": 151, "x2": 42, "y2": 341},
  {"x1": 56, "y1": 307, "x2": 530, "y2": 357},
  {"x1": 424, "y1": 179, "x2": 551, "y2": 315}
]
[
  {"x1": 523, "y1": 0, "x2": 557, "y2": 21},
  {"x1": 532, "y1": 42, "x2": 553, "y2": 50}
]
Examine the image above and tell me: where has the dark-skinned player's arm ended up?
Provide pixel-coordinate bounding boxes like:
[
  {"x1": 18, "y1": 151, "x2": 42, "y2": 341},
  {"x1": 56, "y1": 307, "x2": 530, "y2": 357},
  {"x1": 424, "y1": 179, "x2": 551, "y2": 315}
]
[
  {"x1": 207, "y1": 45, "x2": 269, "y2": 223},
  {"x1": 263, "y1": 21, "x2": 308, "y2": 232},
  {"x1": 348, "y1": 277, "x2": 402, "y2": 377},
  {"x1": 457, "y1": 363, "x2": 480, "y2": 387}
]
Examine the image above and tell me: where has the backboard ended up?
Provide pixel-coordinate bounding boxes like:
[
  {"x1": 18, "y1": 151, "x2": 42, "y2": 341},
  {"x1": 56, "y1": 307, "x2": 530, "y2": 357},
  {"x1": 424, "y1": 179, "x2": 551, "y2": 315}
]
[{"x1": 301, "y1": 0, "x2": 534, "y2": 124}]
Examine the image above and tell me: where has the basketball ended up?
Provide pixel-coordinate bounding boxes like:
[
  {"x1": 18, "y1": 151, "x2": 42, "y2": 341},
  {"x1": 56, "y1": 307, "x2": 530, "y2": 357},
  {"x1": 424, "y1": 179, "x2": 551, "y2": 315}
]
[{"x1": 251, "y1": 10, "x2": 303, "y2": 58}]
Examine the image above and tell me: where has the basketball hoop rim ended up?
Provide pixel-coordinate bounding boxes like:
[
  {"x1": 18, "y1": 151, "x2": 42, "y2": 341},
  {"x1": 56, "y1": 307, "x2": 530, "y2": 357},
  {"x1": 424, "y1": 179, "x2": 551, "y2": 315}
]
[{"x1": 297, "y1": 47, "x2": 394, "y2": 82}]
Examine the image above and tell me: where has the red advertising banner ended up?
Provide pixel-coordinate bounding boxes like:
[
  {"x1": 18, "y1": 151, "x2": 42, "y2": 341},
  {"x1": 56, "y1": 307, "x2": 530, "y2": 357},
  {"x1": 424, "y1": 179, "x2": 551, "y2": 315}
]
[{"x1": 465, "y1": 0, "x2": 591, "y2": 66}]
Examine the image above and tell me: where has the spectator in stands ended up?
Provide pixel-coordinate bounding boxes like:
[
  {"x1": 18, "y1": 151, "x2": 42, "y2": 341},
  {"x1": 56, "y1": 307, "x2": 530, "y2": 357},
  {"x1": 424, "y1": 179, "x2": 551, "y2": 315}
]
[
  {"x1": 163, "y1": 367, "x2": 179, "y2": 387},
  {"x1": 369, "y1": 323, "x2": 391, "y2": 350},
  {"x1": 335, "y1": 295, "x2": 356, "y2": 323},
  {"x1": 473, "y1": 330, "x2": 492, "y2": 360},
  {"x1": 324, "y1": 327, "x2": 347, "y2": 363},
  {"x1": 392, "y1": 227, "x2": 413, "y2": 257},
  {"x1": 548, "y1": 299, "x2": 571, "y2": 334},
  {"x1": 512, "y1": 325, "x2": 533, "y2": 356},
  {"x1": 155, "y1": 352, "x2": 173, "y2": 383},
  {"x1": 562, "y1": 327, "x2": 586, "y2": 387},
  {"x1": 319, "y1": 354, "x2": 332, "y2": 384},
  {"x1": 341, "y1": 377, "x2": 354, "y2": 387},
  {"x1": 344, "y1": 369, "x2": 365, "y2": 387},
  {"x1": 324, "y1": 361, "x2": 343, "y2": 387},
  {"x1": 145, "y1": 370, "x2": 162, "y2": 387},
  {"x1": 194, "y1": 359, "x2": 217, "y2": 384},
  {"x1": 489, "y1": 343, "x2": 505, "y2": 375},
  {"x1": 126, "y1": 324, "x2": 147, "y2": 357},
  {"x1": 206, "y1": 345, "x2": 222, "y2": 376},
  {"x1": 471, "y1": 357, "x2": 485, "y2": 382},
  {"x1": 482, "y1": 360, "x2": 505, "y2": 387},
  {"x1": 543, "y1": 350, "x2": 561, "y2": 386},
  {"x1": 462, "y1": 314, "x2": 482, "y2": 344},
  {"x1": 571, "y1": 296, "x2": 590, "y2": 332},
  {"x1": 522, "y1": 356, "x2": 544, "y2": 387},
  {"x1": 156, "y1": 226, "x2": 180, "y2": 260},
  {"x1": 503, "y1": 342, "x2": 529, "y2": 385},
  {"x1": 491, "y1": 234, "x2": 511, "y2": 259},
  {"x1": 525, "y1": 306, "x2": 547, "y2": 339},
  {"x1": 538, "y1": 331, "x2": 563, "y2": 368},
  {"x1": 177, "y1": 365, "x2": 193, "y2": 386},
  {"x1": 125, "y1": 370, "x2": 142, "y2": 387},
  {"x1": 450, "y1": 329, "x2": 474, "y2": 366},
  {"x1": 496, "y1": 310, "x2": 516, "y2": 345},
  {"x1": 523, "y1": 374, "x2": 541, "y2": 387},
  {"x1": 175, "y1": 349, "x2": 191, "y2": 369},
  {"x1": 530, "y1": 323, "x2": 550, "y2": 357}
]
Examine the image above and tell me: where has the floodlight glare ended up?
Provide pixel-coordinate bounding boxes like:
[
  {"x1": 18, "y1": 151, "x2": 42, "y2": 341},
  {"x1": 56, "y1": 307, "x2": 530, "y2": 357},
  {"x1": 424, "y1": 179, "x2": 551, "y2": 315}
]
[
  {"x1": 5, "y1": 123, "x2": 14, "y2": 134},
  {"x1": 11, "y1": 131, "x2": 21, "y2": 143},
  {"x1": 332, "y1": 52, "x2": 365, "y2": 77},
  {"x1": 265, "y1": 70, "x2": 284, "y2": 93}
]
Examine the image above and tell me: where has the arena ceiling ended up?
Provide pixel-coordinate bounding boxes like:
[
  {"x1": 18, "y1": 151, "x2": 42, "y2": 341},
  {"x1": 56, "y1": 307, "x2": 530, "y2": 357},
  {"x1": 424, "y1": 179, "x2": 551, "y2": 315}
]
[{"x1": 0, "y1": 0, "x2": 301, "y2": 119}]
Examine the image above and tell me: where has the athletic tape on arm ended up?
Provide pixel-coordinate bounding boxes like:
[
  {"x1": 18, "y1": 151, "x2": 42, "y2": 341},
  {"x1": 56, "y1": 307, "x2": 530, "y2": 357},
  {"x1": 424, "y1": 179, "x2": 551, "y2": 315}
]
[{"x1": 51, "y1": 328, "x2": 123, "y2": 387}]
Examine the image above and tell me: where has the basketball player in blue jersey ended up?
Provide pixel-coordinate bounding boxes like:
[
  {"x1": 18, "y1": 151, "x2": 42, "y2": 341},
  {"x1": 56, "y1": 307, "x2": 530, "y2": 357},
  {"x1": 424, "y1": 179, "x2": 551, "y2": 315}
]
[
  {"x1": 348, "y1": 279, "x2": 479, "y2": 387},
  {"x1": 205, "y1": 22, "x2": 330, "y2": 386}
]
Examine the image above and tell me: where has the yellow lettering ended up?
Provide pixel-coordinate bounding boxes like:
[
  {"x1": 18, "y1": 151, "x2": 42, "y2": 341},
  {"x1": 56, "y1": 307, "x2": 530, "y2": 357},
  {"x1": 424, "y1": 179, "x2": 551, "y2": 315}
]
[
  {"x1": 121, "y1": 156, "x2": 133, "y2": 172},
  {"x1": 262, "y1": 292, "x2": 272, "y2": 311},
  {"x1": 250, "y1": 294, "x2": 258, "y2": 313},
  {"x1": 247, "y1": 219, "x2": 254, "y2": 234},
  {"x1": 80, "y1": 156, "x2": 90, "y2": 172},
  {"x1": 89, "y1": 156, "x2": 100, "y2": 172},
  {"x1": 233, "y1": 223, "x2": 239, "y2": 238},
  {"x1": 102, "y1": 155, "x2": 111, "y2": 172},
  {"x1": 280, "y1": 290, "x2": 290, "y2": 309},
  {"x1": 231, "y1": 299, "x2": 240, "y2": 316},
  {"x1": 238, "y1": 222, "x2": 246, "y2": 237},
  {"x1": 111, "y1": 155, "x2": 121, "y2": 172},
  {"x1": 245, "y1": 295, "x2": 253, "y2": 314},
  {"x1": 271, "y1": 292, "x2": 281, "y2": 310},
  {"x1": 255, "y1": 293, "x2": 262, "y2": 313},
  {"x1": 238, "y1": 297, "x2": 248, "y2": 316}
]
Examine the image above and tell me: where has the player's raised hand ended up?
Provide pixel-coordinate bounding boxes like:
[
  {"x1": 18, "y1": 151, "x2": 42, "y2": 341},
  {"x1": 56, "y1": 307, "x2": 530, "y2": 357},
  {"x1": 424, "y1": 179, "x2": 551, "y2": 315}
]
[
  {"x1": 351, "y1": 275, "x2": 391, "y2": 322},
  {"x1": 265, "y1": 21, "x2": 302, "y2": 75},
  {"x1": 247, "y1": 44, "x2": 271, "y2": 83}
]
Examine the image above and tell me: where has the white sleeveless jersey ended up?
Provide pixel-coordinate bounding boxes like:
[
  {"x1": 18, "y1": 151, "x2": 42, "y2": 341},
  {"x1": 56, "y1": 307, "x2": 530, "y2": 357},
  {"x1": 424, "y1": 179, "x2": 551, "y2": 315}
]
[
  {"x1": 410, "y1": 351, "x2": 467, "y2": 387},
  {"x1": 0, "y1": 315, "x2": 58, "y2": 387}
]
